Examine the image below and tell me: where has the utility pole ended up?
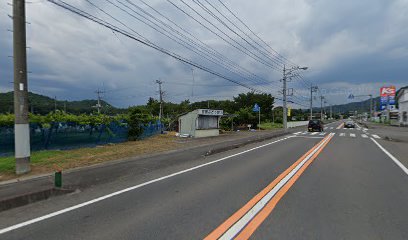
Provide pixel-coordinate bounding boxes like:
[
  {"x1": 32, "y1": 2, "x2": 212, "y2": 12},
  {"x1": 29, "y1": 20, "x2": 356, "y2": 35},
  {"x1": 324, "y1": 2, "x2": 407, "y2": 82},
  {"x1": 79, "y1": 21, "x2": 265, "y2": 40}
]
[
  {"x1": 156, "y1": 79, "x2": 163, "y2": 121},
  {"x1": 13, "y1": 0, "x2": 30, "y2": 174},
  {"x1": 191, "y1": 68, "x2": 195, "y2": 98},
  {"x1": 320, "y1": 96, "x2": 324, "y2": 121},
  {"x1": 94, "y1": 89, "x2": 104, "y2": 114},
  {"x1": 330, "y1": 105, "x2": 333, "y2": 119},
  {"x1": 310, "y1": 85, "x2": 318, "y2": 120},
  {"x1": 282, "y1": 65, "x2": 288, "y2": 130},
  {"x1": 282, "y1": 65, "x2": 308, "y2": 130},
  {"x1": 54, "y1": 96, "x2": 57, "y2": 111},
  {"x1": 369, "y1": 94, "x2": 373, "y2": 120}
]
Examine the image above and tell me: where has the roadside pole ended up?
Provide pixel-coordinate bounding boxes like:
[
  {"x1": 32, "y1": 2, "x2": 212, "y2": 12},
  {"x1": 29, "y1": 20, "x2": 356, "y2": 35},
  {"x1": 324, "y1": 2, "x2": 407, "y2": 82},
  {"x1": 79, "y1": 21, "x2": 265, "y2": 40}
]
[
  {"x1": 13, "y1": 0, "x2": 31, "y2": 174},
  {"x1": 282, "y1": 65, "x2": 287, "y2": 130},
  {"x1": 258, "y1": 106, "x2": 261, "y2": 130}
]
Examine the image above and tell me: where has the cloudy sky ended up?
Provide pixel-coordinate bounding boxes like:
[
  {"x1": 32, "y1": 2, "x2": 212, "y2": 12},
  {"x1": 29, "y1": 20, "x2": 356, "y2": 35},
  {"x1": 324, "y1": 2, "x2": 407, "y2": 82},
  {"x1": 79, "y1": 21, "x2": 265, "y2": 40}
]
[{"x1": 0, "y1": 0, "x2": 407, "y2": 108}]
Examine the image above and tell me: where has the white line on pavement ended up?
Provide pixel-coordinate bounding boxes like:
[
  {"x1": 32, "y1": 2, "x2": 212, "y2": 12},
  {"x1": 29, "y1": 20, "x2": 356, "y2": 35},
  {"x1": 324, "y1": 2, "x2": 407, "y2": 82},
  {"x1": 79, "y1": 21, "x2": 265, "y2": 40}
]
[
  {"x1": 339, "y1": 133, "x2": 345, "y2": 137},
  {"x1": 319, "y1": 132, "x2": 326, "y2": 136},
  {"x1": 0, "y1": 136, "x2": 296, "y2": 235},
  {"x1": 301, "y1": 131, "x2": 308, "y2": 135},
  {"x1": 361, "y1": 134, "x2": 368, "y2": 138},
  {"x1": 293, "y1": 132, "x2": 302, "y2": 135},
  {"x1": 350, "y1": 133, "x2": 356, "y2": 138},
  {"x1": 372, "y1": 134, "x2": 380, "y2": 139},
  {"x1": 329, "y1": 127, "x2": 334, "y2": 130},
  {"x1": 370, "y1": 138, "x2": 408, "y2": 176},
  {"x1": 310, "y1": 132, "x2": 319, "y2": 135},
  {"x1": 220, "y1": 133, "x2": 335, "y2": 240}
]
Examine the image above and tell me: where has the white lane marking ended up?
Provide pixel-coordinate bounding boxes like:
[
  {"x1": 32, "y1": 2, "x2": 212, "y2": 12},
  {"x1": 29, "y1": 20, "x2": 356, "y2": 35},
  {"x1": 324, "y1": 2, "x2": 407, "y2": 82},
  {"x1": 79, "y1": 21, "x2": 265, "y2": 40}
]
[
  {"x1": 329, "y1": 127, "x2": 334, "y2": 130},
  {"x1": 293, "y1": 131, "x2": 302, "y2": 135},
  {"x1": 293, "y1": 136, "x2": 324, "y2": 139},
  {"x1": 310, "y1": 132, "x2": 319, "y2": 135},
  {"x1": 0, "y1": 136, "x2": 295, "y2": 235},
  {"x1": 363, "y1": 128, "x2": 368, "y2": 131},
  {"x1": 339, "y1": 133, "x2": 345, "y2": 137},
  {"x1": 372, "y1": 134, "x2": 380, "y2": 139},
  {"x1": 319, "y1": 132, "x2": 326, "y2": 136},
  {"x1": 370, "y1": 138, "x2": 408, "y2": 176},
  {"x1": 324, "y1": 127, "x2": 328, "y2": 130},
  {"x1": 361, "y1": 134, "x2": 368, "y2": 138},
  {"x1": 301, "y1": 131, "x2": 308, "y2": 135},
  {"x1": 357, "y1": 128, "x2": 361, "y2": 131},
  {"x1": 220, "y1": 133, "x2": 335, "y2": 240},
  {"x1": 350, "y1": 133, "x2": 356, "y2": 138}
]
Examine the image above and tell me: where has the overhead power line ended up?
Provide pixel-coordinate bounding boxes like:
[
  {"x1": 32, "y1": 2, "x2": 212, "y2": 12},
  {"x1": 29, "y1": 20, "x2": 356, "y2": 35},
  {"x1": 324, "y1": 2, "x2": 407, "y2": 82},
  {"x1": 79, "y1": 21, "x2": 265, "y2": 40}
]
[{"x1": 46, "y1": 0, "x2": 264, "y2": 93}]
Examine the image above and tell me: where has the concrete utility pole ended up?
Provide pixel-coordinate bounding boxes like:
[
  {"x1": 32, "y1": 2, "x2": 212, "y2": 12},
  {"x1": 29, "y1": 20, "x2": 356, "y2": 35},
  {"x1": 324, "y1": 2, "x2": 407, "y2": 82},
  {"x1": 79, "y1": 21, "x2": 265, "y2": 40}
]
[
  {"x1": 191, "y1": 68, "x2": 195, "y2": 98},
  {"x1": 156, "y1": 79, "x2": 163, "y2": 121},
  {"x1": 282, "y1": 65, "x2": 288, "y2": 130},
  {"x1": 13, "y1": 0, "x2": 30, "y2": 174},
  {"x1": 369, "y1": 94, "x2": 373, "y2": 119},
  {"x1": 310, "y1": 85, "x2": 318, "y2": 120},
  {"x1": 282, "y1": 65, "x2": 308, "y2": 130},
  {"x1": 94, "y1": 89, "x2": 104, "y2": 114},
  {"x1": 330, "y1": 105, "x2": 333, "y2": 119},
  {"x1": 320, "y1": 96, "x2": 324, "y2": 120},
  {"x1": 54, "y1": 96, "x2": 57, "y2": 111}
]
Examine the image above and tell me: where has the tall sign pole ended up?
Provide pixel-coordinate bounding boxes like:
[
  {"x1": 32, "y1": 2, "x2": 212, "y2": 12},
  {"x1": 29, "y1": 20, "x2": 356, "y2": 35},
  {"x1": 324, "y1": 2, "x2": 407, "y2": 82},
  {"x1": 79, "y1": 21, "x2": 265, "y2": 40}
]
[{"x1": 13, "y1": 0, "x2": 31, "y2": 174}]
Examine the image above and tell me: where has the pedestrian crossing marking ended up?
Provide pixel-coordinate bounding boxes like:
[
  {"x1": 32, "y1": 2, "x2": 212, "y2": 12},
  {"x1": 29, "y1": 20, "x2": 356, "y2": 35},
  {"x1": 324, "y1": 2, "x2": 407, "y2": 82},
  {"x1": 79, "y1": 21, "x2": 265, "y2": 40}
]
[
  {"x1": 339, "y1": 133, "x2": 345, "y2": 136},
  {"x1": 361, "y1": 134, "x2": 368, "y2": 138},
  {"x1": 372, "y1": 134, "x2": 380, "y2": 139},
  {"x1": 319, "y1": 132, "x2": 326, "y2": 136},
  {"x1": 294, "y1": 132, "x2": 302, "y2": 135},
  {"x1": 350, "y1": 133, "x2": 356, "y2": 138},
  {"x1": 329, "y1": 127, "x2": 334, "y2": 130},
  {"x1": 310, "y1": 132, "x2": 319, "y2": 135}
]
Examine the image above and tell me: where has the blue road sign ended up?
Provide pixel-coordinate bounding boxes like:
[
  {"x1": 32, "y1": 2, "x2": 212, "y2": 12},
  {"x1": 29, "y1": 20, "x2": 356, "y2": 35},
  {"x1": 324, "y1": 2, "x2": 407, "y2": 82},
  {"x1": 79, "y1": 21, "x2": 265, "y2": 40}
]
[{"x1": 253, "y1": 103, "x2": 260, "y2": 112}]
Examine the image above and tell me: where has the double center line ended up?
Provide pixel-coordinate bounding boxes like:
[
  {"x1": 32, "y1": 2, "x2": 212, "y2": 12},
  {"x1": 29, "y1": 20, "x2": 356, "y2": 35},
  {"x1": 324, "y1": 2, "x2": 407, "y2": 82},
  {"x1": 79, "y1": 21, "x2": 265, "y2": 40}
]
[{"x1": 205, "y1": 133, "x2": 335, "y2": 240}]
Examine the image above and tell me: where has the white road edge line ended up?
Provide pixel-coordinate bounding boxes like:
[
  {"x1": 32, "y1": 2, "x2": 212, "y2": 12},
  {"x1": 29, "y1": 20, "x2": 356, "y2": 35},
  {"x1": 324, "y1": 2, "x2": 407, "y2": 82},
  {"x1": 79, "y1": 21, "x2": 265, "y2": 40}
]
[
  {"x1": 0, "y1": 136, "x2": 296, "y2": 235},
  {"x1": 370, "y1": 138, "x2": 408, "y2": 176},
  {"x1": 219, "y1": 133, "x2": 335, "y2": 240}
]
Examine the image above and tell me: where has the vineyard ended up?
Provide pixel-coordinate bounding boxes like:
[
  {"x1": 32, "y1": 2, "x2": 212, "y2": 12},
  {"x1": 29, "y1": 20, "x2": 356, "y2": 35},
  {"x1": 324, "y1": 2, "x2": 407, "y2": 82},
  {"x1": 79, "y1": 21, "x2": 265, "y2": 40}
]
[{"x1": 0, "y1": 111, "x2": 165, "y2": 155}]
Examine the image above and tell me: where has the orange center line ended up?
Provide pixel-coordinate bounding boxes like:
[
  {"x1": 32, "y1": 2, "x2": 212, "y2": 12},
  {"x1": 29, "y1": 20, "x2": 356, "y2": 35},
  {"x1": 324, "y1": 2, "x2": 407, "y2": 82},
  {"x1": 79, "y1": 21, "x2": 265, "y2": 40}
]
[
  {"x1": 204, "y1": 134, "x2": 333, "y2": 240},
  {"x1": 234, "y1": 133, "x2": 334, "y2": 239}
]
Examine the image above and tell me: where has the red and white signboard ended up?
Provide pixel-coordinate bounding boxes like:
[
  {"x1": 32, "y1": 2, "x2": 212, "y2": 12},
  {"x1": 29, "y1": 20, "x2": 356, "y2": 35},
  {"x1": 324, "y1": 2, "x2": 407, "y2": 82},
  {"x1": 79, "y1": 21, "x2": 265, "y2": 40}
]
[{"x1": 380, "y1": 86, "x2": 396, "y2": 97}]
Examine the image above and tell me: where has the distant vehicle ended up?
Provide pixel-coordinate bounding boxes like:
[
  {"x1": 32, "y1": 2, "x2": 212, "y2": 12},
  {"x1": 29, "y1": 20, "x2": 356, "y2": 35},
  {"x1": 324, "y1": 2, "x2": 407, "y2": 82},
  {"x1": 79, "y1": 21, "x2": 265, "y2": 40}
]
[
  {"x1": 344, "y1": 121, "x2": 355, "y2": 128},
  {"x1": 308, "y1": 120, "x2": 324, "y2": 132}
]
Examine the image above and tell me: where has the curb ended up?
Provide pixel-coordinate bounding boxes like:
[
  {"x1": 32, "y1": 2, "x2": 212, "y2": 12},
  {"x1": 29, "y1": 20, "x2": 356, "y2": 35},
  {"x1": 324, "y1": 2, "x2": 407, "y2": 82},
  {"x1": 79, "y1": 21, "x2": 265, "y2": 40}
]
[{"x1": 0, "y1": 188, "x2": 74, "y2": 212}]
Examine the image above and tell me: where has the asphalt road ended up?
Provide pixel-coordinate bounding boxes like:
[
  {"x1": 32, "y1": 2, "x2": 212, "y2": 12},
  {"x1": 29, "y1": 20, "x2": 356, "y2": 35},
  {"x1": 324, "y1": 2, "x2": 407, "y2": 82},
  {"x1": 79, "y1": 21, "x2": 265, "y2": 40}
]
[{"x1": 1, "y1": 121, "x2": 407, "y2": 239}]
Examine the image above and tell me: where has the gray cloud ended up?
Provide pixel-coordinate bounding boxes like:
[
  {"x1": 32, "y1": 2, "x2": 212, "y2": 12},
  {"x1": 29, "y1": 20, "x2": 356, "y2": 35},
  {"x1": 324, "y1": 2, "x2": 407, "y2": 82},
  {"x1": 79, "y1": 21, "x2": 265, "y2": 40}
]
[{"x1": 0, "y1": 0, "x2": 407, "y2": 108}]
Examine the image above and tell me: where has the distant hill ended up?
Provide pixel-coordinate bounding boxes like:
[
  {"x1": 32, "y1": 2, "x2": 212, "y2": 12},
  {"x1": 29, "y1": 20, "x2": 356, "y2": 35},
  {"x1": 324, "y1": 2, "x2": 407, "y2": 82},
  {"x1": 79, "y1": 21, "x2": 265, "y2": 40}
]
[
  {"x1": 0, "y1": 91, "x2": 123, "y2": 115},
  {"x1": 314, "y1": 97, "x2": 381, "y2": 114}
]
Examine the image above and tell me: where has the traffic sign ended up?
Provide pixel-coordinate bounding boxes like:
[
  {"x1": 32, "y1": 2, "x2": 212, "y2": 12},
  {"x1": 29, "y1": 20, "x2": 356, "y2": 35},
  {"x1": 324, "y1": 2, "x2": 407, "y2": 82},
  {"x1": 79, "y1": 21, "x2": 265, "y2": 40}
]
[{"x1": 253, "y1": 103, "x2": 260, "y2": 112}]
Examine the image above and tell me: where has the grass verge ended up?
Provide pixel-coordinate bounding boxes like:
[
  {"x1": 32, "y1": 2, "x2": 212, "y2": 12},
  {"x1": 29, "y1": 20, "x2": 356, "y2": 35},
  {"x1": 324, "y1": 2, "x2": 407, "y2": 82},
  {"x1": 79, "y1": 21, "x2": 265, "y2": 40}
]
[
  {"x1": 258, "y1": 122, "x2": 283, "y2": 130},
  {"x1": 0, "y1": 133, "x2": 180, "y2": 181}
]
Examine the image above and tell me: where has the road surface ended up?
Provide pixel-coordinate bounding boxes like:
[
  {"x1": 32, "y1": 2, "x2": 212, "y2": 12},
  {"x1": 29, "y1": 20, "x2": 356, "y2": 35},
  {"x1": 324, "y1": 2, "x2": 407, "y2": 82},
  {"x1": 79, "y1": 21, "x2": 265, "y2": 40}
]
[{"x1": 1, "y1": 121, "x2": 407, "y2": 239}]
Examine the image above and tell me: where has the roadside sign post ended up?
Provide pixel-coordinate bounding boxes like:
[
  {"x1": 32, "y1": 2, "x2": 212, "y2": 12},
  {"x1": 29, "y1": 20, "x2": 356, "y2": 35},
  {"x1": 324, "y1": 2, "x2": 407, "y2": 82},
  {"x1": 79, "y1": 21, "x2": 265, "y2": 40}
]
[{"x1": 253, "y1": 103, "x2": 261, "y2": 130}]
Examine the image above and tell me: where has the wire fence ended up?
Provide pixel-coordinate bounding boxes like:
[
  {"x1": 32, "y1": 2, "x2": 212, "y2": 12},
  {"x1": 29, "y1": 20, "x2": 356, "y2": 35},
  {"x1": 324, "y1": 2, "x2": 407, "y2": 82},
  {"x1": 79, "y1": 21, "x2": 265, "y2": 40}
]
[{"x1": 0, "y1": 121, "x2": 164, "y2": 156}]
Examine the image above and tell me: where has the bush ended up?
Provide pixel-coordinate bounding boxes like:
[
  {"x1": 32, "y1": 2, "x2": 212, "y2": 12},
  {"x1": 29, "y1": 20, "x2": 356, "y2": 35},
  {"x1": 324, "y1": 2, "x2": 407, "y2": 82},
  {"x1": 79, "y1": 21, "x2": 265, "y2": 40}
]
[{"x1": 127, "y1": 108, "x2": 150, "y2": 140}]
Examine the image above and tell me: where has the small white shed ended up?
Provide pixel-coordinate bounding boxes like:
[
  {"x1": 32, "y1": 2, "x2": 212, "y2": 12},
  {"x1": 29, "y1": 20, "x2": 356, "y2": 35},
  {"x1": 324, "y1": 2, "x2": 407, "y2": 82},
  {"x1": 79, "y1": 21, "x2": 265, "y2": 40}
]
[{"x1": 178, "y1": 109, "x2": 223, "y2": 138}]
